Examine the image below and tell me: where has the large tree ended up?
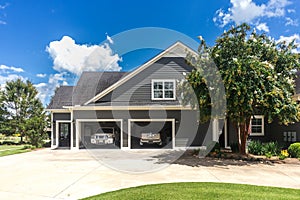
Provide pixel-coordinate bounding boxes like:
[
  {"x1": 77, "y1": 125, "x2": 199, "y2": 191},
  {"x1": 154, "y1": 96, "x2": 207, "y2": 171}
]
[
  {"x1": 0, "y1": 79, "x2": 47, "y2": 147},
  {"x1": 187, "y1": 24, "x2": 300, "y2": 154}
]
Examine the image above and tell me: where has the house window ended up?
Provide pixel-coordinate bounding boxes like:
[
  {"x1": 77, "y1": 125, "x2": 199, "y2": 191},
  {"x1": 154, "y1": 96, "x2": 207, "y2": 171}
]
[
  {"x1": 152, "y1": 80, "x2": 176, "y2": 100},
  {"x1": 250, "y1": 115, "x2": 264, "y2": 136}
]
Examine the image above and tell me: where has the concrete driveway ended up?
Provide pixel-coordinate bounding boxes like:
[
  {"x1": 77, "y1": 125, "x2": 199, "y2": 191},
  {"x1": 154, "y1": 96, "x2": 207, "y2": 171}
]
[{"x1": 0, "y1": 148, "x2": 299, "y2": 200}]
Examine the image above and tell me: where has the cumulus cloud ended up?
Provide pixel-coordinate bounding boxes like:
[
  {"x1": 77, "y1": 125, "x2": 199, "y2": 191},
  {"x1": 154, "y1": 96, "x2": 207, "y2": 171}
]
[
  {"x1": 36, "y1": 73, "x2": 47, "y2": 78},
  {"x1": 46, "y1": 36, "x2": 122, "y2": 75},
  {"x1": 0, "y1": 64, "x2": 24, "y2": 73},
  {"x1": 214, "y1": 0, "x2": 292, "y2": 31}
]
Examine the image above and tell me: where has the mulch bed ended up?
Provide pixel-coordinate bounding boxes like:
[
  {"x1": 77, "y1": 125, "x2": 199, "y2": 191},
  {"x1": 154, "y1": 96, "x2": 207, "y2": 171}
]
[{"x1": 174, "y1": 150, "x2": 300, "y2": 167}]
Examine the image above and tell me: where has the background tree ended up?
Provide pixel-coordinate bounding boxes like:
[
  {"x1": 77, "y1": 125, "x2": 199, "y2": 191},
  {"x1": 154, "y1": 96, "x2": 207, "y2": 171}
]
[
  {"x1": 0, "y1": 79, "x2": 47, "y2": 147},
  {"x1": 187, "y1": 23, "x2": 300, "y2": 154}
]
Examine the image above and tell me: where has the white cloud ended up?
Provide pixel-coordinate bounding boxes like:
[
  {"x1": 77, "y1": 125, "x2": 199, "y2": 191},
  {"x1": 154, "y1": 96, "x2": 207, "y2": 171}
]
[
  {"x1": 0, "y1": 64, "x2": 24, "y2": 73},
  {"x1": 285, "y1": 17, "x2": 298, "y2": 26},
  {"x1": 36, "y1": 73, "x2": 47, "y2": 78},
  {"x1": 0, "y1": 3, "x2": 9, "y2": 10},
  {"x1": 35, "y1": 73, "x2": 68, "y2": 105},
  {"x1": 277, "y1": 34, "x2": 300, "y2": 53},
  {"x1": 0, "y1": 74, "x2": 25, "y2": 89},
  {"x1": 287, "y1": 9, "x2": 295, "y2": 13},
  {"x1": 46, "y1": 36, "x2": 121, "y2": 76},
  {"x1": 256, "y1": 23, "x2": 269, "y2": 32},
  {"x1": 106, "y1": 35, "x2": 114, "y2": 44},
  {"x1": 214, "y1": 0, "x2": 292, "y2": 30}
]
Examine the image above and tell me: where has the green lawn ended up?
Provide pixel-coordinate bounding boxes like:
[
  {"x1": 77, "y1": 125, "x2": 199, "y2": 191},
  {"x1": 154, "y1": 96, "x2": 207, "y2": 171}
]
[
  {"x1": 0, "y1": 145, "x2": 32, "y2": 157},
  {"x1": 82, "y1": 182, "x2": 300, "y2": 200}
]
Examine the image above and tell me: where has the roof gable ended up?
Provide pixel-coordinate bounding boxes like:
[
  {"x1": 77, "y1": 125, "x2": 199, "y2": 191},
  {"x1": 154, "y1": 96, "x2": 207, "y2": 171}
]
[{"x1": 84, "y1": 41, "x2": 197, "y2": 105}]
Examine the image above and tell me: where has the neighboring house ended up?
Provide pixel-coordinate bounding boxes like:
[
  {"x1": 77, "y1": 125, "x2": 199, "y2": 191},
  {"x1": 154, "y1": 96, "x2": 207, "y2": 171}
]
[{"x1": 47, "y1": 41, "x2": 300, "y2": 150}]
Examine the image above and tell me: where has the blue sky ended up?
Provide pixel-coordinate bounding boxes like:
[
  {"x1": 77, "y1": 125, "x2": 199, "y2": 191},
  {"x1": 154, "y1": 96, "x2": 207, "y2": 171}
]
[{"x1": 0, "y1": 0, "x2": 299, "y2": 105}]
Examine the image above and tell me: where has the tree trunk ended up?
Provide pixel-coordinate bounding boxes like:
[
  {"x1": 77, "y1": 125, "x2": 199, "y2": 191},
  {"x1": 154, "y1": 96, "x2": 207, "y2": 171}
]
[{"x1": 236, "y1": 119, "x2": 251, "y2": 155}]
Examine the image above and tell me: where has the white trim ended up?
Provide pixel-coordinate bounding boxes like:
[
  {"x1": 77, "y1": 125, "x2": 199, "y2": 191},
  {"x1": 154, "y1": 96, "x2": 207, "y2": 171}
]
[
  {"x1": 84, "y1": 42, "x2": 197, "y2": 105},
  {"x1": 50, "y1": 112, "x2": 55, "y2": 149},
  {"x1": 128, "y1": 118, "x2": 175, "y2": 149},
  {"x1": 46, "y1": 109, "x2": 70, "y2": 113},
  {"x1": 55, "y1": 120, "x2": 72, "y2": 149},
  {"x1": 224, "y1": 118, "x2": 229, "y2": 148},
  {"x1": 76, "y1": 119, "x2": 123, "y2": 149},
  {"x1": 65, "y1": 105, "x2": 191, "y2": 110},
  {"x1": 250, "y1": 115, "x2": 265, "y2": 136},
  {"x1": 151, "y1": 79, "x2": 176, "y2": 100},
  {"x1": 70, "y1": 110, "x2": 74, "y2": 150}
]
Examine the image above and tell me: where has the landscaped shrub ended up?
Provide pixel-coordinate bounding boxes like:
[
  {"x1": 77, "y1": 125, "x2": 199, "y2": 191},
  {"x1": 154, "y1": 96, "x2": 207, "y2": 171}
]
[
  {"x1": 248, "y1": 141, "x2": 280, "y2": 156},
  {"x1": 288, "y1": 143, "x2": 300, "y2": 158},
  {"x1": 262, "y1": 141, "x2": 280, "y2": 156},
  {"x1": 248, "y1": 140, "x2": 264, "y2": 155},
  {"x1": 279, "y1": 150, "x2": 289, "y2": 160}
]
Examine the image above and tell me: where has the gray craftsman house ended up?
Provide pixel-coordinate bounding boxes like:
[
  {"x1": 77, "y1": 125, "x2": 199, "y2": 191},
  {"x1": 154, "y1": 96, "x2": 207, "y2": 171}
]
[{"x1": 47, "y1": 42, "x2": 300, "y2": 150}]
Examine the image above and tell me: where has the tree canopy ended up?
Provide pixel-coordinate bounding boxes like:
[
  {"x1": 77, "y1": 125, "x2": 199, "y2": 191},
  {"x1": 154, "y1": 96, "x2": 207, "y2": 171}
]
[
  {"x1": 0, "y1": 79, "x2": 47, "y2": 147},
  {"x1": 186, "y1": 23, "x2": 300, "y2": 154}
]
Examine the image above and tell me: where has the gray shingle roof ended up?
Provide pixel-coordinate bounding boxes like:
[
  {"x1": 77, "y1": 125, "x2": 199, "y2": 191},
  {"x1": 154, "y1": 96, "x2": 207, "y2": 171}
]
[
  {"x1": 47, "y1": 72, "x2": 127, "y2": 109},
  {"x1": 72, "y1": 72, "x2": 127, "y2": 105},
  {"x1": 47, "y1": 86, "x2": 74, "y2": 109}
]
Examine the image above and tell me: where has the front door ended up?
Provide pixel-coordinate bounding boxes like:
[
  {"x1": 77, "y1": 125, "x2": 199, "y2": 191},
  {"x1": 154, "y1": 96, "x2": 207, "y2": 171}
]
[{"x1": 59, "y1": 123, "x2": 70, "y2": 147}]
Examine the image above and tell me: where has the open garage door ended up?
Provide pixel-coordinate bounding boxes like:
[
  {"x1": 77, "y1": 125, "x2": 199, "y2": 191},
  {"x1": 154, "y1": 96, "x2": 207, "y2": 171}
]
[
  {"x1": 79, "y1": 120, "x2": 122, "y2": 149},
  {"x1": 129, "y1": 119, "x2": 175, "y2": 149}
]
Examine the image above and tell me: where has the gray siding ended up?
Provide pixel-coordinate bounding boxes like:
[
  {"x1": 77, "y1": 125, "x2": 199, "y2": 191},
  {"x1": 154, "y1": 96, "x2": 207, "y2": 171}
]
[
  {"x1": 53, "y1": 113, "x2": 71, "y2": 121},
  {"x1": 226, "y1": 117, "x2": 300, "y2": 147},
  {"x1": 73, "y1": 109, "x2": 206, "y2": 147},
  {"x1": 97, "y1": 57, "x2": 193, "y2": 105}
]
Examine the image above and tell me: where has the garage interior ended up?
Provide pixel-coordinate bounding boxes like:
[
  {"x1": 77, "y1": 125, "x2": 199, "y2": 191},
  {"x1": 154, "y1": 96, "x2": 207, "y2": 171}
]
[
  {"x1": 130, "y1": 121, "x2": 172, "y2": 149},
  {"x1": 80, "y1": 121, "x2": 121, "y2": 149}
]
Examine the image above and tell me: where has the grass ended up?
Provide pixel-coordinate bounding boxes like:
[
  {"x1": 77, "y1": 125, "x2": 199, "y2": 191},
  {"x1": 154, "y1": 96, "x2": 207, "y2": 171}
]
[
  {"x1": 0, "y1": 145, "x2": 32, "y2": 157},
  {"x1": 82, "y1": 182, "x2": 300, "y2": 200}
]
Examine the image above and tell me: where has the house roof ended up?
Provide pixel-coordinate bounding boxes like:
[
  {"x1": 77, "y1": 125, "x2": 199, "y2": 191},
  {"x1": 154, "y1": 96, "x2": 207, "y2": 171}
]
[
  {"x1": 84, "y1": 41, "x2": 197, "y2": 105},
  {"x1": 47, "y1": 86, "x2": 74, "y2": 109},
  {"x1": 47, "y1": 72, "x2": 127, "y2": 109},
  {"x1": 72, "y1": 71, "x2": 127, "y2": 106}
]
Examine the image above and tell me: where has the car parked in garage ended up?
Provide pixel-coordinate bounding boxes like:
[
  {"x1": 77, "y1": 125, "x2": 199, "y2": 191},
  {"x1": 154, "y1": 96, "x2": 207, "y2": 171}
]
[
  {"x1": 91, "y1": 127, "x2": 114, "y2": 145},
  {"x1": 140, "y1": 132, "x2": 162, "y2": 146}
]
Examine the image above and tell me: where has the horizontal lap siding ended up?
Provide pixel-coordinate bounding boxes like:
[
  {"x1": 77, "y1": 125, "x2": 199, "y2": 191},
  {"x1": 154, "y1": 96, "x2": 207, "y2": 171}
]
[{"x1": 98, "y1": 57, "x2": 193, "y2": 103}]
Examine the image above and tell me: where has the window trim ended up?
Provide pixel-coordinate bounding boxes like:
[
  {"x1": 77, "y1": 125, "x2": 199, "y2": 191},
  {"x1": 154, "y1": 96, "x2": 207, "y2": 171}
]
[
  {"x1": 151, "y1": 79, "x2": 176, "y2": 100},
  {"x1": 250, "y1": 115, "x2": 264, "y2": 136}
]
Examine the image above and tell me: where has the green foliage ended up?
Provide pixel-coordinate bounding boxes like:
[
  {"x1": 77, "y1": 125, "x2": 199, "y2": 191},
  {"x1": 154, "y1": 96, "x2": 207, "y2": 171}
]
[
  {"x1": 248, "y1": 140, "x2": 264, "y2": 155},
  {"x1": 0, "y1": 79, "x2": 47, "y2": 147},
  {"x1": 288, "y1": 142, "x2": 300, "y2": 158},
  {"x1": 262, "y1": 141, "x2": 280, "y2": 156},
  {"x1": 186, "y1": 23, "x2": 300, "y2": 154},
  {"x1": 248, "y1": 140, "x2": 280, "y2": 156},
  {"x1": 279, "y1": 150, "x2": 289, "y2": 160}
]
